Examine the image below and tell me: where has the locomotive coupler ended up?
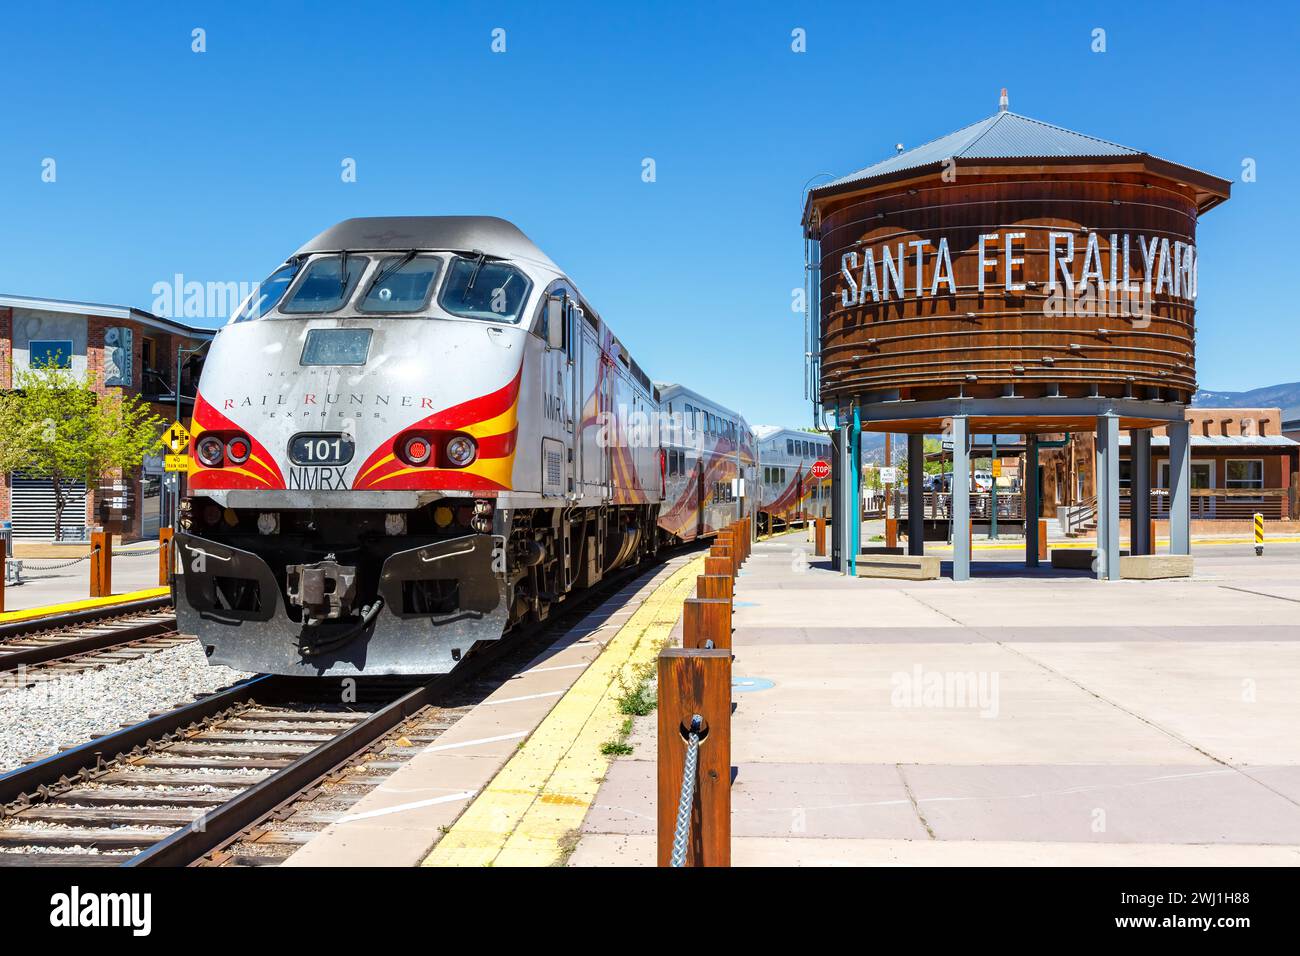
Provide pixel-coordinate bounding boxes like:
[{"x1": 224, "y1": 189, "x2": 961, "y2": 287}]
[{"x1": 286, "y1": 554, "x2": 358, "y2": 626}]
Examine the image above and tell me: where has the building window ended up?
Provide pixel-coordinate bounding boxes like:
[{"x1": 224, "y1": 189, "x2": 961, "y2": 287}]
[
  {"x1": 28, "y1": 339, "x2": 74, "y2": 369},
  {"x1": 1225, "y1": 459, "x2": 1263, "y2": 490}
]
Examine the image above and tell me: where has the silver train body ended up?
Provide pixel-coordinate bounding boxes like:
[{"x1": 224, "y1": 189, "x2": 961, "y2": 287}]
[
  {"x1": 752, "y1": 425, "x2": 834, "y2": 527},
  {"x1": 175, "y1": 217, "x2": 755, "y2": 676}
]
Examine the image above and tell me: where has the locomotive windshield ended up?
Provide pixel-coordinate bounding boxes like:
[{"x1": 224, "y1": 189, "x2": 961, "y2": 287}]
[
  {"x1": 230, "y1": 263, "x2": 299, "y2": 322},
  {"x1": 438, "y1": 255, "x2": 531, "y2": 323},
  {"x1": 281, "y1": 254, "x2": 370, "y2": 314},
  {"x1": 358, "y1": 254, "x2": 441, "y2": 313}
]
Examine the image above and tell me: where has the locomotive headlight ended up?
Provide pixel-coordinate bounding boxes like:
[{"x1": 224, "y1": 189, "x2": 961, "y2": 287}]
[
  {"x1": 445, "y1": 435, "x2": 477, "y2": 467},
  {"x1": 225, "y1": 435, "x2": 251, "y2": 465},
  {"x1": 402, "y1": 435, "x2": 432, "y2": 465},
  {"x1": 196, "y1": 436, "x2": 225, "y2": 467}
]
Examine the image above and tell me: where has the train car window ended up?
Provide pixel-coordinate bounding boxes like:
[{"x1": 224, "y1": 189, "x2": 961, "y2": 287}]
[
  {"x1": 786, "y1": 439, "x2": 794, "y2": 455},
  {"x1": 281, "y1": 255, "x2": 369, "y2": 314},
  {"x1": 358, "y1": 255, "x2": 442, "y2": 313},
  {"x1": 231, "y1": 263, "x2": 300, "y2": 322},
  {"x1": 439, "y1": 256, "x2": 532, "y2": 323},
  {"x1": 300, "y1": 328, "x2": 373, "y2": 366}
]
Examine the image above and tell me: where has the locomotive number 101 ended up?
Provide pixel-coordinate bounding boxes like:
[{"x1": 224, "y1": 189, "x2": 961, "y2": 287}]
[{"x1": 288, "y1": 433, "x2": 355, "y2": 466}]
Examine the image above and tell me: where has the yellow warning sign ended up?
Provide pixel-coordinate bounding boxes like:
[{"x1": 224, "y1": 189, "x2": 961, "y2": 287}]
[
  {"x1": 164, "y1": 453, "x2": 190, "y2": 473},
  {"x1": 991, "y1": 460, "x2": 1003, "y2": 478},
  {"x1": 164, "y1": 421, "x2": 192, "y2": 455}
]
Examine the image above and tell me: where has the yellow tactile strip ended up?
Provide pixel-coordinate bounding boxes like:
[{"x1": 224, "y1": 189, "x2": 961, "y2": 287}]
[
  {"x1": 0, "y1": 587, "x2": 170, "y2": 624},
  {"x1": 423, "y1": 555, "x2": 704, "y2": 867}
]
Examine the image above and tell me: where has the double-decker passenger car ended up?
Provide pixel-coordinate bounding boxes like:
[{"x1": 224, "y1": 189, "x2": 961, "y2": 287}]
[
  {"x1": 753, "y1": 425, "x2": 833, "y2": 530},
  {"x1": 655, "y1": 384, "x2": 756, "y2": 542}
]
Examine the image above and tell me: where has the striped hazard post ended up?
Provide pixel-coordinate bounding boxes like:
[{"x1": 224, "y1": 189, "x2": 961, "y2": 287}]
[{"x1": 1254, "y1": 512, "x2": 1264, "y2": 556}]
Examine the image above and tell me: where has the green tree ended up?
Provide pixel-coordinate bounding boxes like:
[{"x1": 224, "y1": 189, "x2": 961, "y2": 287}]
[{"x1": 5, "y1": 358, "x2": 165, "y2": 540}]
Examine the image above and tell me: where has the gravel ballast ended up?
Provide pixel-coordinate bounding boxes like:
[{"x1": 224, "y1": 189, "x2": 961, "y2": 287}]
[{"x1": 0, "y1": 642, "x2": 252, "y2": 772}]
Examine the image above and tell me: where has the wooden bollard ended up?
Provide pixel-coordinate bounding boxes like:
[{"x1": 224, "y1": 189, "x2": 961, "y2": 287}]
[
  {"x1": 814, "y1": 517, "x2": 826, "y2": 556},
  {"x1": 657, "y1": 648, "x2": 731, "y2": 867},
  {"x1": 683, "y1": 596, "x2": 731, "y2": 651},
  {"x1": 158, "y1": 527, "x2": 174, "y2": 587},
  {"x1": 1150, "y1": 518, "x2": 1157, "y2": 554},
  {"x1": 1037, "y1": 519, "x2": 1048, "y2": 561},
  {"x1": 696, "y1": 574, "x2": 733, "y2": 601},
  {"x1": 90, "y1": 528, "x2": 112, "y2": 598},
  {"x1": 885, "y1": 517, "x2": 898, "y2": 550},
  {"x1": 709, "y1": 546, "x2": 735, "y2": 576},
  {"x1": 703, "y1": 556, "x2": 733, "y2": 578}
]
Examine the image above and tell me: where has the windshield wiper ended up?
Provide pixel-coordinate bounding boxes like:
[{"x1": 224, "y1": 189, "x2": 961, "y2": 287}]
[
  {"x1": 462, "y1": 251, "x2": 488, "y2": 299},
  {"x1": 369, "y1": 250, "x2": 418, "y2": 292},
  {"x1": 338, "y1": 251, "x2": 349, "y2": 297}
]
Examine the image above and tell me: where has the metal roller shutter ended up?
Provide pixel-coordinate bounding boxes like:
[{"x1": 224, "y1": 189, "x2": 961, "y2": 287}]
[{"x1": 8, "y1": 472, "x2": 88, "y2": 540}]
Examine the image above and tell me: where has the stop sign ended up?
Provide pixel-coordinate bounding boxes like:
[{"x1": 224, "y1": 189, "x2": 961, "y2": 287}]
[{"x1": 810, "y1": 459, "x2": 831, "y2": 479}]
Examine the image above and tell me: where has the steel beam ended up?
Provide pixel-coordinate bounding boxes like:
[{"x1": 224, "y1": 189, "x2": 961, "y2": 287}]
[
  {"x1": 907, "y1": 433, "x2": 925, "y2": 556},
  {"x1": 1096, "y1": 414, "x2": 1121, "y2": 580},
  {"x1": 951, "y1": 416, "x2": 970, "y2": 581},
  {"x1": 1130, "y1": 428, "x2": 1152, "y2": 555},
  {"x1": 1168, "y1": 418, "x2": 1191, "y2": 555}
]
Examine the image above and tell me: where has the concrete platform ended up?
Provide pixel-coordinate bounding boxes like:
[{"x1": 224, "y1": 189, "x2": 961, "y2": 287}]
[
  {"x1": 2, "y1": 543, "x2": 163, "y2": 613},
  {"x1": 570, "y1": 534, "x2": 1300, "y2": 866}
]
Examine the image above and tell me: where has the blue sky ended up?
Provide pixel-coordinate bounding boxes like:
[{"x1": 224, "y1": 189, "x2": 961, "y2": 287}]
[{"x1": 2, "y1": 1, "x2": 1296, "y2": 427}]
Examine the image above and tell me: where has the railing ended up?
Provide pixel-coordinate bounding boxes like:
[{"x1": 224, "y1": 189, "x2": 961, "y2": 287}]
[
  {"x1": 1141, "y1": 488, "x2": 1287, "y2": 521},
  {"x1": 893, "y1": 491, "x2": 1026, "y2": 521},
  {"x1": 1061, "y1": 496, "x2": 1098, "y2": 536}
]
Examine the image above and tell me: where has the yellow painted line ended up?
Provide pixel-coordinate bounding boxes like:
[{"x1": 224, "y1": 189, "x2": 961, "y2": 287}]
[
  {"x1": 423, "y1": 554, "x2": 706, "y2": 868},
  {"x1": 0, "y1": 587, "x2": 170, "y2": 624}
]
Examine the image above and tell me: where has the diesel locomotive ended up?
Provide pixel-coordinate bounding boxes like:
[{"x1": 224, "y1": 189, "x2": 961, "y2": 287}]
[{"x1": 174, "y1": 217, "x2": 759, "y2": 676}]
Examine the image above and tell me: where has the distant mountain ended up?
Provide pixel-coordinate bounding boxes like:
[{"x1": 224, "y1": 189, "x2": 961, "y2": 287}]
[{"x1": 1193, "y1": 382, "x2": 1300, "y2": 425}]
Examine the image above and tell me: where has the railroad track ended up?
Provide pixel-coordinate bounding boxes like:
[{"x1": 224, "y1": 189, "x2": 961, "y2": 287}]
[
  {"x1": 0, "y1": 543, "x2": 702, "y2": 867},
  {"x1": 0, "y1": 674, "x2": 469, "y2": 867},
  {"x1": 0, "y1": 598, "x2": 181, "y2": 688}
]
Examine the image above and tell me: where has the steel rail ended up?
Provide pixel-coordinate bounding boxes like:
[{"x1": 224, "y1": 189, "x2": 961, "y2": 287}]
[
  {"x1": 127, "y1": 676, "x2": 448, "y2": 867},
  {"x1": 0, "y1": 615, "x2": 179, "y2": 673},
  {"x1": 0, "y1": 595, "x2": 173, "y2": 640},
  {"x1": 0, "y1": 674, "x2": 276, "y2": 807}
]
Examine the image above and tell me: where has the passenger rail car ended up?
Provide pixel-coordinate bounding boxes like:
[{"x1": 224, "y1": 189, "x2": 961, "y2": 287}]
[
  {"x1": 175, "y1": 217, "x2": 670, "y2": 677},
  {"x1": 753, "y1": 426, "x2": 833, "y2": 530},
  {"x1": 655, "y1": 384, "x2": 756, "y2": 542}
]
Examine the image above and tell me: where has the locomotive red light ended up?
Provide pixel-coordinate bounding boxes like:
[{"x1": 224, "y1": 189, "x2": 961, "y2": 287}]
[
  {"x1": 402, "y1": 435, "x2": 432, "y2": 465},
  {"x1": 225, "y1": 436, "x2": 251, "y2": 464}
]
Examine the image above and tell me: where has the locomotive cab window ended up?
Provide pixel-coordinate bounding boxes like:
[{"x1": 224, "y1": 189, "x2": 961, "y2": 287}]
[
  {"x1": 281, "y1": 255, "x2": 369, "y2": 314},
  {"x1": 359, "y1": 254, "x2": 441, "y2": 313},
  {"x1": 231, "y1": 262, "x2": 300, "y2": 322},
  {"x1": 301, "y1": 328, "x2": 373, "y2": 366},
  {"x1": 439, "y1": 255, "x2": 532, "y2": 323}
]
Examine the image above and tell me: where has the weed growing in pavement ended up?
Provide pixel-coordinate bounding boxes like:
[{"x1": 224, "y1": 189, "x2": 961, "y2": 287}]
[
  {"x1": 615, "y1": 662, "x2": 657, "y2": 716},
  {"x1": 600, "y1": 717, "x2": 636, "y2": 756}
]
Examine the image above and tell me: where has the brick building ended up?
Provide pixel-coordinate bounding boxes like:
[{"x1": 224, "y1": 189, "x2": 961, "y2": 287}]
[
  {"x1": 1039, "y1": 407, "x2": 1299, "y2": 532},
  {"x1": 1, "y1": 295, "x2": 213, "y2": 541}
]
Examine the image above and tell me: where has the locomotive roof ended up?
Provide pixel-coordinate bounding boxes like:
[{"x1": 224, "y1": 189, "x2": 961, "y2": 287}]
[{"x1": 294, "y1": 216, "x2": 559, "y2": 270}]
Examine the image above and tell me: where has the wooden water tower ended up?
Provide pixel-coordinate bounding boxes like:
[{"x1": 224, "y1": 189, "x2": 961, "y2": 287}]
[{"x1": 803, "y1": 94, "x2": 1231, "y2": 580}]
